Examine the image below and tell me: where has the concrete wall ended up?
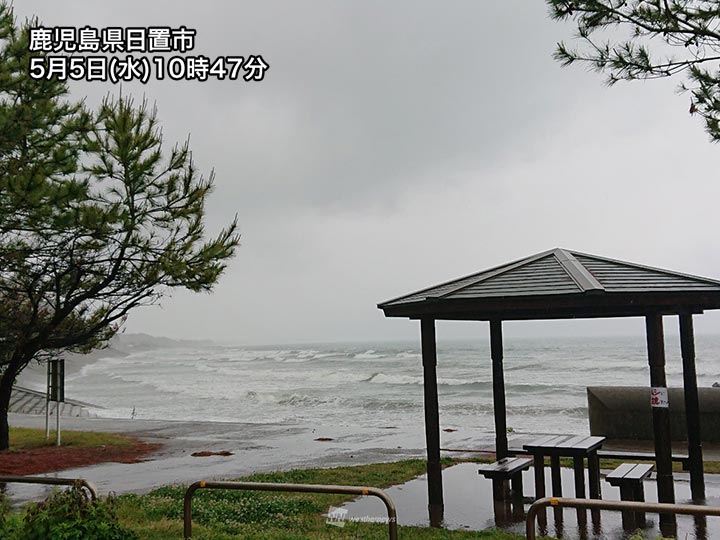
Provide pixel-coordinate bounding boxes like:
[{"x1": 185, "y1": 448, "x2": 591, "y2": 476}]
[{"x1": 587, "y1": 386, "x2": 720, "y2": 442}]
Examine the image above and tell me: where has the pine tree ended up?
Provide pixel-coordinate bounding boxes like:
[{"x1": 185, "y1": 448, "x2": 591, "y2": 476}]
[
  {"x1": 0, "y1": 4, "x2": 239, "y2": 450},
  {"x1": 547, "y1": 0, "x2": 720, "y2": 140}
]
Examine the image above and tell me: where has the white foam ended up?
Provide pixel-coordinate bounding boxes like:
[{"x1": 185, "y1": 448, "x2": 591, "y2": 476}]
[
  {"x1": 354, "y1": 350, "x2": 385, "y2": 359},
  {"x1": 58, "y1": 336, "x2": 720, "y2": 436},
  {"x1": 395, "y1": 351, "x2": 421, "y2": 359},
  {"x1": 366, "y1": 372, "x2": 488, "y2": 386}
]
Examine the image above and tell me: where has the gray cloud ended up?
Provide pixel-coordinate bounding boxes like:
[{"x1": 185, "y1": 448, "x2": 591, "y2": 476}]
[{"x1": 14, "y1": 1, "x2": 720, "y2": 344}]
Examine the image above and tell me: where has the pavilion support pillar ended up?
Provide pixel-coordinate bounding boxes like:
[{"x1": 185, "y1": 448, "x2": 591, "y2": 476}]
[
  {"x1": 421, "y1": 318, "x2": 443, "y2": 527},
  {"x1": 680, "y1": 313, "x2": 705, "y2": 500},
  {"x1": 490, "y1": 319, "x2": 509, "y2": 459},
  {"x1": 645, "y1": 313, "x2": 676, "y2": 531}
]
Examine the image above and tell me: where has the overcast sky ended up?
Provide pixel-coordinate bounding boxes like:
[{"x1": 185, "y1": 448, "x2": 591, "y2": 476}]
[{"x1": 15, "y1": 1, "x2": 720, "y2": 345}]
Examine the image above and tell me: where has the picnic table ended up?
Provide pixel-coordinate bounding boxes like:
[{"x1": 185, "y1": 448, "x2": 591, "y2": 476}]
[{"x1": 523, "y1": 434, "x2": 606, "y2": 500}]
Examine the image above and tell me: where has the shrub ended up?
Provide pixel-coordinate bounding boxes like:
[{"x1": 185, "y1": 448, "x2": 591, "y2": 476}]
[
  {"x1": 0, "y1": 491, "x2": 19, "y2": 537},
  {"x1": 12, "y1": 483, "x2": 137, "y2": 540}
]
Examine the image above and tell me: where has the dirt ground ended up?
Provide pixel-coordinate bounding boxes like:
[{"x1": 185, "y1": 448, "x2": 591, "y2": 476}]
[{"x1": 0, "y1": 440, "x2": 161, "y2": 476}]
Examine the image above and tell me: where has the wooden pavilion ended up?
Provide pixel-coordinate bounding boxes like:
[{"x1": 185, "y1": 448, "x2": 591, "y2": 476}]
[{"x1": 378, "y1": 248, "x2": 720, "y2": 527}]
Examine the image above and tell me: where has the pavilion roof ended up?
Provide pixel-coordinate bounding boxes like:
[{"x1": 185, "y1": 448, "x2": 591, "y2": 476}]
[{"x1": 378, "y1": 248, "x2": 720, "y2": 321}]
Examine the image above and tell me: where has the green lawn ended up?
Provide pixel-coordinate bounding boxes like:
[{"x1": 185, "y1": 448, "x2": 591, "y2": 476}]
[
  {"x1": 113, "y1": 457, "x2": 692, "y2": 538},
  {"x1": 115, "y1": 459, "x2": 549, "y2": 539},
  {"x1": 8, "y1": 426, "x2": 135, "y2": 450}
]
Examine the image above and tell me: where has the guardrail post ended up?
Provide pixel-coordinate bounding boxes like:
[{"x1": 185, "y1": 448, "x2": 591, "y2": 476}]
[{"x1": 0, "y1": 475, "x2": 98, "y2": 500}]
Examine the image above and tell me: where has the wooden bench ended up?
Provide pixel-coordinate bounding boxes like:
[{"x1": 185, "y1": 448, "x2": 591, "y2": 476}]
[
  {"x1": 478, "y1": 457, "x2": 532, "y2": 502},
  {"x1": 597, "y1": 450, "x2": 690, "y2": 471},
  {"x1": 606, "y1": 463, "x2": 654, "y2": 529}
]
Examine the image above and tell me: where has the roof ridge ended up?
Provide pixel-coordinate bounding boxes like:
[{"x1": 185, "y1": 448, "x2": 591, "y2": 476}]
[
  {"x1": 377, "y1": 248, "x2": 556, "y2": 308},
  {"x1": 432, "y1": 250, "x2": 558, "y2": 299},
  {"x1": 554, "y1": 248, "x2": 605, "y2": 293},
  {"x1": 568, "y1": 250, "x2": 720, "y2": 287}
]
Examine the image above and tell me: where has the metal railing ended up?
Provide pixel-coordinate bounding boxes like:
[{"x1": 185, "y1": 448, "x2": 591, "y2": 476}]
[
  {"x1": 183, "y1": 480, "x2": 398, "y2": 540},
  {"x1": 526, "y1": 497, "x2": 720, "y2": 540},
  {"x1": 0, "y1": 475, "x2": 98, "y2": 500}
]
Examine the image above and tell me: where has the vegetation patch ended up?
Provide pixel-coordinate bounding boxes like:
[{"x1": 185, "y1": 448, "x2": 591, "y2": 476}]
[
  {"x1": 1, "y1": 484, "x2": 137, "y2": 540},
  {"x1": 113, "y1": 459, "x2": 551, "y2": 539},
  {"x1": 9, "y1": 427, "x2": 135, "y2": 451},
  {"x1": 0, "y1": 427, "x2": 160, "y2": 475}
]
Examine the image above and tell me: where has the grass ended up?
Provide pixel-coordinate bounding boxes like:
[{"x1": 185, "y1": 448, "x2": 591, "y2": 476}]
[
  {"x1": 113, "y1": 458, "x2": 551, "y2": 539},
  {"x1": 113, "y1": 454, "x2": 720, "y2": 538},
  {"x1": 8, "y1": 426, "x2": 135, "y2": 450}
]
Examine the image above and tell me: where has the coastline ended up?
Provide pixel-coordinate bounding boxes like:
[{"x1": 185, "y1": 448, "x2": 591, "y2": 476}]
[
  {"x1": 5, "y1": 412, "x2": 436, "y2": 504},
  {"x1": 10, "y1": 335, "x2": 720, "y2": 520}
]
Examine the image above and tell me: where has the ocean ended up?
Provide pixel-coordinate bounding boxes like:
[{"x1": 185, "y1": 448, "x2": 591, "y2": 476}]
[{"x1": 62, "y1": 334, "x2": 720, "y2": 441}]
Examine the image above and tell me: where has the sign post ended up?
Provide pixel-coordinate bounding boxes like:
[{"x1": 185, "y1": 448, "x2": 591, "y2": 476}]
[
  {"x1": 46, "y1": 359, "x2": 65, "y2": 446},
  {"x1": 651, "y1": 387, "x2": 669, "y2": 408},
  {"x1": 45, "y1": 362, "x2": 50, "y2": 440}
]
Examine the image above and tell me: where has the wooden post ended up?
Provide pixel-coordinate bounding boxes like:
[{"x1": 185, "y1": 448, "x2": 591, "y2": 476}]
[
  {"x1": 587, "y1": 451, "x2": 601, "y2": 499},
  {"x1": 645, "y1": 313, "x2": 676, "y2": 530},
  {"x1": 490, "y1": 319, "x2": 509, "y2": 460},
  {"x1": 680, "y1": 313, "x2": 706, "y2": 500},
  {"x1": 573, "y1": 456, "x2": 586, "y2": 498},
  {"x1": 421, "y1": 318, "x2": 443, "y2": 527}
]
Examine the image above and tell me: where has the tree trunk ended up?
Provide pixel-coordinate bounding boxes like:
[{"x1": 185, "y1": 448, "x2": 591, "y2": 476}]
[
  {"x1": 1, "y1": 348, "x2": 39, "y2": 451},
  {"x1": 0, "y1": 365, "x2": 16, "y2": 451}
]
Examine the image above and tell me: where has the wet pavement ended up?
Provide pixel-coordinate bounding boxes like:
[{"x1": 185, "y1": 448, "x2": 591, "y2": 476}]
[{"x1": 4, "y1": 413, "x2": 469, "y2": 504}]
